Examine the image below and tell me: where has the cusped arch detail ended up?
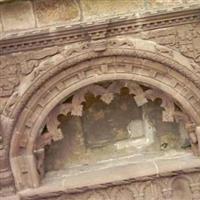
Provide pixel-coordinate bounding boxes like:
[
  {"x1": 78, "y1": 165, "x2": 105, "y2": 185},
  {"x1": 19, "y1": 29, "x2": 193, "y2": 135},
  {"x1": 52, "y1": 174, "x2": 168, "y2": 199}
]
[{"x1": 6, "y1": 37, "x2": 200, "y2": 191}]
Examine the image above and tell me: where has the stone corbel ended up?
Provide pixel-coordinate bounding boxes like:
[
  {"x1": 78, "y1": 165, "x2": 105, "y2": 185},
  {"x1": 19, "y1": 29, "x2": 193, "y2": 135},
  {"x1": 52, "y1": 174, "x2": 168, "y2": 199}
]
[{"x1": 90, "y1": 39, "x2": 108, "y2": 52}]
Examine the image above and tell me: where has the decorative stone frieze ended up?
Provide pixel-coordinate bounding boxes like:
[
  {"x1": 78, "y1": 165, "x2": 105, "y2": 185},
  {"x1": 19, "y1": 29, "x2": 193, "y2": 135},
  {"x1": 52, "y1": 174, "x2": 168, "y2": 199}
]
[
  {"x1": 0, "y1": 7, "x2": 200, "y2": 55},
  {"x1": 17, "y1": 172, "x2": 200, "y2": 200}
]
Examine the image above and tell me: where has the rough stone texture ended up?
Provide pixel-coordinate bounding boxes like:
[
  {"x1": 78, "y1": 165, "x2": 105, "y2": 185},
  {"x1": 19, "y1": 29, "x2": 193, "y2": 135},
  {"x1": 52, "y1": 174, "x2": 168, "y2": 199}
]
[
  {"x1": 17, "y1": 170, "x2": 200, "y2": 200},
  {"x1": 81, "y1": 0, "x2": 144, "y2": 19},
  {"x1": 147, "y1": 0, "x2": 183, "y2": 8},
  {"x1": 0, "y1": 15, "x2": 2, "y2": 32},
  {"x1": 1, "y1": 1, "x2": 200, "y2": 200},
  {"x1": 2, "y1": 35, "x2": 200, "y2": 195},
  {"x1": 0, "y1": 0, "x2": 200, "y2": 32},
  {"x1": 33, "y1": 0, "x2": 80, "y2": 27},
  {"x1": 0, "y1": 0, "x2": 35, "y2": 31}
]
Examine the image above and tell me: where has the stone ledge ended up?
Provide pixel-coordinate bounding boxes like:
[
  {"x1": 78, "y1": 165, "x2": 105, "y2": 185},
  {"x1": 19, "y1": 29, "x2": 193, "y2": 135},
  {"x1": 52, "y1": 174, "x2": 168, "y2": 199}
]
[
  {"x1": 0, "y1": 0, "x2": 200, "y2": 34},
  {"x1": 0, "y1": 6, "x2": 200, "y2": 55},
  {"x1": 18, "y1": 152, "x2": 200, "y2": 199}
]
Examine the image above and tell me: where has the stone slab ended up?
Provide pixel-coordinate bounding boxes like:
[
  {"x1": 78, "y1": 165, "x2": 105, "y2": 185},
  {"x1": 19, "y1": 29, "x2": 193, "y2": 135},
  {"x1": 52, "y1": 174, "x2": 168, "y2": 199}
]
[
  {"x1": 81, "y1": 0, "x2": 144, "y2": 20},
  {"x1": 19, "y1": 153, "x2": 200, "y2": 199},
  {"x1": 1, "y1": 1, "x2": 35, "y2": 32},
  {"x1": 33, "y1": 0, "x2": 80, "y2": 27}
]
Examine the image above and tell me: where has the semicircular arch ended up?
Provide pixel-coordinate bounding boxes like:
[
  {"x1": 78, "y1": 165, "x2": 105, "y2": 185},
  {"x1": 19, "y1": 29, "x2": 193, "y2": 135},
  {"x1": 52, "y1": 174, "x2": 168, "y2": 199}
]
[{"x1": 7, "y1": 37, "x2": 200, "y2": 190}]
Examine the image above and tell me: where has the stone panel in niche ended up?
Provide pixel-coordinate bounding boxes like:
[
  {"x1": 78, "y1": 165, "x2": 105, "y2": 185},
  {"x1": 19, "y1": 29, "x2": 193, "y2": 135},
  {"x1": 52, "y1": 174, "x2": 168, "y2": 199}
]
[
  {"x1": 42, "y1": 81, "x2": 190, "y2": 173},
  {"x1": 82, "y1": 89, "x2": 143, "y2": 148},
  {"x1": 34, "y1": 0, "x2": 80, "y2": 26}
]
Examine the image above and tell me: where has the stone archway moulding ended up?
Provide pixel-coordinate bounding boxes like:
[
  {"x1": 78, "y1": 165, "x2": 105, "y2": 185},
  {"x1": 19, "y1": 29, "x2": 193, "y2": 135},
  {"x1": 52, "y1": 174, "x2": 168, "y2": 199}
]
[{"x1": 3, "y1": 37, "x2": 200, "y2": 191}]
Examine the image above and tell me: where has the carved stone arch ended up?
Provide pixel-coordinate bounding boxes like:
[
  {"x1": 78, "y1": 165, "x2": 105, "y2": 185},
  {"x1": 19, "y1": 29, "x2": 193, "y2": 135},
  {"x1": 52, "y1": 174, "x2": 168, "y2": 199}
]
[
  {"x1": 85, "y1": 190, "x2": 110, "y2": 200},
  {"x1": 140, "y1": 180, "x2": 163, "y2": 200},
  {"x1": 6, "y1": 37, "x2": 200, "y2": 191},
  {"x1": 171, "y1": 175, "x2": 194, "y2": 199},
  {"x1": 170, "y1": 174, "x2": 193, "y2": 187},
  {"x1": 109, "y1": 186, "x2": 135, "y2": 200}
]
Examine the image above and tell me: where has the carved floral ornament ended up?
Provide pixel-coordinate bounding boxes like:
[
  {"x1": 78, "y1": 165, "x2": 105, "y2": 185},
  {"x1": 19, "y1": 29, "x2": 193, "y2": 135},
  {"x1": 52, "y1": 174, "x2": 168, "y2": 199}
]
[
  {"x1": 2, "y1": 37, "x2": 200, "y2": 192},
  {"x1": 43, "y1": 81, "x2": 189, "y2": 142},
  {"x1": 33, "y1": 80, "x2": 199, "y2": 178}
]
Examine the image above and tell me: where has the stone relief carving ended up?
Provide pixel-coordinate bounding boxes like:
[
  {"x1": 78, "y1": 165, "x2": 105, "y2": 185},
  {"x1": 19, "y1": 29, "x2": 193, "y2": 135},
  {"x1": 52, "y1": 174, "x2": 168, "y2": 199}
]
[
  {"x1": 41, "y1": 81, "x2": 187, "y2": 141},
  {"x1": 0, "y1": 63, "x2": 19, "y2": 97},
  {"x1": 0, "y1": 47, "x2": 59, "y2": 98},
  {"x1": 0, "y1": 7, "x2": 199, "y2": 55},
  {"x1": 0, "y1": 47, "x2": 60, "y2": 115},
  {"x1": 141, "y1": 22, "x2": 200, "y2": 67},
  {"x1": 2, "y1": 35, "x2": 200, "y2": 199},
  {"x1": 1, "y1": 37, "x2": 200, "y2": 118},
  {"x1": 8, "y1": 42, "x2": 200, "y2": 191},
  {"x1": 0, "y1": 3, "x2": 199, "y2": 200}
]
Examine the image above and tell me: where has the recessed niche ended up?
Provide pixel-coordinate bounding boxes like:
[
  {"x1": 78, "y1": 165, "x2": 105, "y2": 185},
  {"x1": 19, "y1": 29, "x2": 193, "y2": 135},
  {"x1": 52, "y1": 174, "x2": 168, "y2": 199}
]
[{"x1": 38, "y1": 81, "x2": 190, "y2": 175}]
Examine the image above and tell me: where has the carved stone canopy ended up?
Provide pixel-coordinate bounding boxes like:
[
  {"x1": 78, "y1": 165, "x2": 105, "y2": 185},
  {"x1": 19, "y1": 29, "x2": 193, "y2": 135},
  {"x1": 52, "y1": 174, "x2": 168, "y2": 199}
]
[{"x1": 35, "y1": 80, "x2": 195, "y2": 181}]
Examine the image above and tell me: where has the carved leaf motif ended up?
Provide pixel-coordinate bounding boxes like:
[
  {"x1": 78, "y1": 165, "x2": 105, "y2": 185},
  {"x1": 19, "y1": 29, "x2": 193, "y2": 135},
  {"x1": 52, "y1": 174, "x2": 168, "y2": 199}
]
[
  {"x1": 125, "y1": 81, "x2": 143, "y2": 95},
  {"x1": 0, "y1": 64, "x2": 20, "y2": 97},
  {"x1": 72, "y1": 90, "x2": 86, "y2": 106},
  {"x1": 124, "y1": 82, "x2": 148, "y2": 106},
  {"x1": 145, "y1": 89, "x2": 175, "y2": 122},
  {"x1": 20, "y1": 60, "x2": 39, "y2": 75},
  {"x1": 46, "y1": 108, "x2": 63, "y2": 142},
  {"x1": 101, "y1": 93, "x2": 114, "y2": 104},
  {"x1": 59, "y1": 103, "x2": 72, "y2": 116},
  {"x1": 155, "y1": 45, "x2": 174, "y2": 58},
  {"x1": 88, "y1": 85, "x2": 106, "y2": 97},
  {"x1": 71, "y1": 105, "x2": 83, "y2": 116},
  {"x1": 134, "y1": 94, "x2": 148, "y2": 107},
  {"x1": 107, "y1": 81, "x2": 122, "y2": 94}
]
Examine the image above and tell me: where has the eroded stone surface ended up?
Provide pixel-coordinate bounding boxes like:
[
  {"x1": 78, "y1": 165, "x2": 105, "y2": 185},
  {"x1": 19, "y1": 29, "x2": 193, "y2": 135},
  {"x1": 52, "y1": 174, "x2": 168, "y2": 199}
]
[
  {"x1": 1, "y1": 3, "x2": 200, "y2": 199},
  {"x1": 0, "y1": 1, "x2": 35, "y2": 31},
  {"x1": 0, "y1": 0, "x2": 200, "y2": 33},
  {"x1": 4, "y1": 37, "x2": 200, "y2": 194},
  {"x1": 34, "y1": 0, "x2": 80, "y2": 26},
  {"x1": 81, "y1": 0, "x2": 144, "y2": 19}
]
